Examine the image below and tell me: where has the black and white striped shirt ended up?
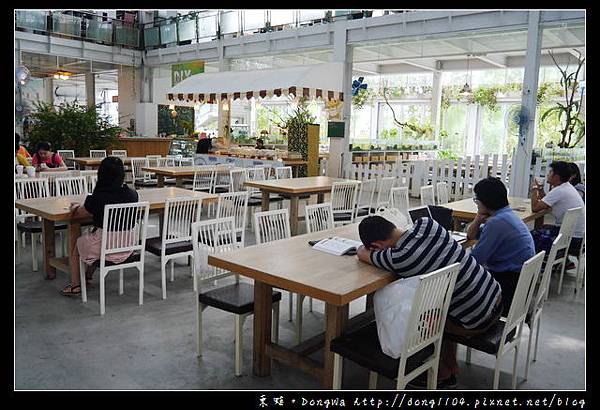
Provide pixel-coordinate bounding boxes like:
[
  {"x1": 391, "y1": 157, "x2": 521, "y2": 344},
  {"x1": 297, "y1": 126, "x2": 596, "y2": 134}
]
[{"x1": 370, "y1": 217, "x2": 502, "y2": 330}]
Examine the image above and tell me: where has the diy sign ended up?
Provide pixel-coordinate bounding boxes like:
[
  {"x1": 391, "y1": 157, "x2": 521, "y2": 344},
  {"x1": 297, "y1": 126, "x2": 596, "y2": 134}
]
[{"x1": 171, "y1": 60, "x2": 205, "y2": 86}]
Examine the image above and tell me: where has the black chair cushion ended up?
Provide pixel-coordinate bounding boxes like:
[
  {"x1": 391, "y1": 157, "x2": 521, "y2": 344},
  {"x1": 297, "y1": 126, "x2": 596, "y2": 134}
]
[
  {"x1": 330, "y1": 321, "x2": 435, "y2": 380},
  {"x1": 248, "y1": 197, "x2": 263, "y2": 207},
  {"x1": 333, "y1": 212, "x2": 353, "y2": 222},
  {"x1": 250, "y1": 194, "x2": 285, "y2": 203},
  {"x1": 446, "y1": 321, "x2": 517, "y2": 355},
  {"x1": 213, "y1": 187, "x2": 229, "y2": 193},
  {"x1": 279, "y1": 193, "x2": 311, "y2": 200},
  {"x1": 145, "y1": 237, "x2": 193, "y2": 256},
  {"x1": 17, "y1": 220, "x2": 68, "y2": 233},
  {"x1": 134, "y1": 180, "x2": 158, "y2": 187},
  {"x1": 198, "y1": 282, "x2": 282, "y2": 315},
  {"x1": 103, "y1": 251, "x2": 141, "y2": 267},
  {"x1": 356, "y1": 207, "x2": 376, "y2": 217}
]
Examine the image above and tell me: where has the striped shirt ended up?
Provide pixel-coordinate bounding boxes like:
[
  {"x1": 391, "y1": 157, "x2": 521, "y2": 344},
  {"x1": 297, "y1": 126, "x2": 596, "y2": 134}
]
[{"x1": 370, "y1": 217, "x2": 502, "y2": 330}]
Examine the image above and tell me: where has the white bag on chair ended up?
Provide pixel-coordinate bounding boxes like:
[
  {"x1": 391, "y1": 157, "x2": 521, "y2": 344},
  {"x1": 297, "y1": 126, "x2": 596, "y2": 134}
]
[{"x1": 373, "y1": 275, "x2": 420, "y2": 358}]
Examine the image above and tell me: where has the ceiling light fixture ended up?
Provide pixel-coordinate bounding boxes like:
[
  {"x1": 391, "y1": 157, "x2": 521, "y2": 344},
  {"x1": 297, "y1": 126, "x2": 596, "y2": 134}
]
[{"x1": 459, "y1": 54, "x2": 473, "y2": 97}]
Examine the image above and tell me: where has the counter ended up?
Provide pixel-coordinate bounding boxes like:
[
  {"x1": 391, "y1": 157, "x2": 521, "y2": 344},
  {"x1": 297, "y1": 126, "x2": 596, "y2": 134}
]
[{"x1": 117, "y1": 137, "x2": 173, "y2": 157}]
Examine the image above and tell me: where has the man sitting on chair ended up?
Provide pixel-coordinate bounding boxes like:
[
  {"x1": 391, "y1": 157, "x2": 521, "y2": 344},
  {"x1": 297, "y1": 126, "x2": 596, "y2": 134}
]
[{"x1": 356, "y1": 215, "x2": 503, "y2": 389}]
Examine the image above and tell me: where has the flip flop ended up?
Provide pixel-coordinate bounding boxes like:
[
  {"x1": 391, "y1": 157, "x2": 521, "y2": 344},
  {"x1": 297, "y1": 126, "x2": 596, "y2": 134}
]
[{"x1": 60, "y1": 283, "x2": 81, "y2": 296}]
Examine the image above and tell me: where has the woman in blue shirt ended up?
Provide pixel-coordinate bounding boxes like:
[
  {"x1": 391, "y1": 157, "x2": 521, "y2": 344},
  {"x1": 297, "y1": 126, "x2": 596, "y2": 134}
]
[{"x1": 466, "y1": 177, "x2": 535, "y2": 315}]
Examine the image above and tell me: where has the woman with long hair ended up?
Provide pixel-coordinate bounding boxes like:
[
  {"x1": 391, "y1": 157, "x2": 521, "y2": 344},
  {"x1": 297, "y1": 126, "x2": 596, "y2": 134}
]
[
  {"x1": 61, "y1": 157, "x2": 139, "y2": 296},
  {"x1": 568, "y1": 162, "x2": 585, "y2": 201}
]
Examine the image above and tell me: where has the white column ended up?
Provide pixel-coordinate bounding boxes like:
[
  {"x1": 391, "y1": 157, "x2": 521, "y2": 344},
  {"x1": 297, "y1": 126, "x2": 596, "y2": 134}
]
[
  {"x1": 431, "y1": 70, "x2": 443, "y2": 139},
  {"x1": 118, "y1": 65, "x2": 142, "y2": 131},
  {"x1": 217, "y1": 53, "x2": 232, "y2": 146},
  {"x1": 510, "y1": 11, "x2": 542, "y2": 197},
  {"x1": 85, "y1": 72, "x2": 96, "y2": 108},
  {"x1": 44, "y1": 77, "x2": 54, "y2": 106},
  {"x1": 327, "y1": 24, "x2": 353, "y2": 178}
]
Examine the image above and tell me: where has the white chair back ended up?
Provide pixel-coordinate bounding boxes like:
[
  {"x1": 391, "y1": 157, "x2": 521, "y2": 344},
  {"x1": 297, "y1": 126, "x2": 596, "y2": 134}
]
[
  {"x1": 533, "y1": 234, "x2": 565, "y2": 311},
  {"x1": 246, "y1": 167, "x2": 266, "y2": 195},
  {"x1": 162, "y1": 197, "x2": 203, "y2": 245},
  {"x1": 501, "y1": 251, "x2": 545, "y2": 352},
  {"x1": 275, "y1": 166, "x2": 293, "y2": 179},
  {"x1": 57, "y1": 150, "x2": 75, "y2": 168},
  {"x1": 254, "y1": 208, "x2": 291, "y2": 245},
  {"x1": 78, "y1": 170, "x2": 98, "y2": 193},
  {"x1": 89, "y1": 174, "x2": 98, "y2": 192},
  {"x1": 355, "y1": 178, "x2": 377, "y2": 219},
  {"x1": 89, "y1": 150, "x2": 107, "y2": 158},
  {"x1": 305, "y1": 203, "x2": 334, "y2": 234},
  {"x1": 192, "y1": 217, "x2": 237, "y2": 283},
  {"x1": 389, "y1": 187, "x2": 410, "y2": 219},
  {"x1": 192, "y1": 169, "x2": 215, "y2": 193},
  {"x1": 420, "y1": 185, "x2": 435, "y2": 207},
  {"x1": 15, "y1": 178, "x2": 50, "y2": 218},
  {"x1": 146, "y1": 155, "x2": 162, "y2": 167},
  {"x1": 164, "y1": 157, "x2": 176, "y2": 167},
  {"x1": 558, "y1": 207, "x2": 582, "y2": 241},
  {"x1": 213, "y1": 167, "x2": 231, "y2": 192},
  {"x1": 111, "y1": 150, "x2": 128, "y2": 158},
  {"x1": 229, "y1": 169, "x2": 247, "y2": 192},
  {"x1": 130, "y1": 158, "x2": 152, "y2": 183},
  {"x1": 216, "y1": 191, "x2": 249, "y2": 247},
  {"x1": 331, "y1": 181, "x2": 360, "y2": 225},
  {"x1": 178, "y1": 157, "x2": 194, "y2": 166},
  {"x1": 100, "y1": 202, "x2": 150, "y2": 268},
  {"x1": 399, "y1": 263, "x2": 460, "y2": 377},
  {"x1": 38, "y1": 171, "x2": 76, "y2": 195},
  {"x1": 436, "y1": 182, "x2": 449, "y2": 205},
  {"x1": 375, "y1": 177, "x2": 395, "y2": 208},
  {"x1": 55, "y1": 176, "x2": 88, "y2": 196},
  {"x1": 375, "y1": 206, "x2": 411, "y2": 230}
]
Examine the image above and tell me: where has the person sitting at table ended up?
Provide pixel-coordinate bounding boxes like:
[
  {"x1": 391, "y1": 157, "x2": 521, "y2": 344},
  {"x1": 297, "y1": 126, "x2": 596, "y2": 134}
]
[
  {"x1": 196, "y1": 134, "x2": 212, "y2": 154},
  {"x1": 15, "y1": 133, "x2": 31, "y2": 160},
  {"x1": 530, "y1": 161, "x2": 585, "y2": 255},
  {"x1": 568, "y1": 162, "x2": 585, "y2": 201},
  {"x1": 15, "y1": 135, "x2": 29, "y2": 167},
  {"x1": 357, "y1": 215, "x2": 503, "y2": 389},
  {"x1": 466, "y1": 177, "x2": 535, "y2": 315},
  {"x1": 255, "y1": 138, "x2": 265, "y2": 150},
  {"x1": 31, "y1": 141, "x2": 68, "y2": 172},
  {"x1": 60, "y1": 157, "x2": 139, "y2": 296}
]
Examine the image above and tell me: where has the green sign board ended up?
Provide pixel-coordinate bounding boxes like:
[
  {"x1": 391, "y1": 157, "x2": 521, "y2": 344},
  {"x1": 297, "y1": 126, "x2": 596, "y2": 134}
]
[
  {"x1": 171, "y1": 60, "x2": 205, "y2": 86},
  {"x1": 327, "y1": 121, "x2": 345, "y2": 138}
]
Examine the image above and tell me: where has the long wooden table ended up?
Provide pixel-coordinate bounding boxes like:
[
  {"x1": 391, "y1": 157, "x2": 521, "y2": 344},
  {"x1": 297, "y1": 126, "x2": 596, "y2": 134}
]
[
  {"x1": 15, "y1": 187, "x2": 218, "y2": 279},
  {"x1": 141, "y1": 166, "x2": 242, "y2": 188},
  {"x1": 444, "y1": 196, "x2": 549, "y2": 231},
  {"x1": 245, "y1": 176, "x2": 359, "y2": 236},
  {"x1": 66, "y1": 157, "x2": 133, "y2": 170},
  {"x1": 208, "y1": 223, "x2": 395, "y2": 388}
]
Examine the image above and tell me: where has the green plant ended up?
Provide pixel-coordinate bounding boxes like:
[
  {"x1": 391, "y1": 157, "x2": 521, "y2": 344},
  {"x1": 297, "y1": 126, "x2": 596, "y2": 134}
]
[
  {"x1": 437, "y1": 149, "x2": 459, "y2": 160},
  {"x1": 473, "y1": 86, "x2": 500, "y2": 111},
  {"x1": 541, "y1": 50, "x2": 585, "y2": 148},
  {"x1": 27, "y1": 101, "x2": 122, "y2": 156},
  {"x1": 178, "y1": 119, "x2": 194, "y2": 136},
  {"x1": 352, "y1": 88, "x2": 373, "y2": 110}
]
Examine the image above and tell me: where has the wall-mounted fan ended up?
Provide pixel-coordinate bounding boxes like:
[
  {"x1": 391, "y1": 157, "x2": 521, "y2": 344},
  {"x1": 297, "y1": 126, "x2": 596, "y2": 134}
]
[
  {"x1": 352, "y1": 76, "x2": 368, "y2": 96},
  {"x1": 505, "y1": 104, "x2": 530, "y2": 147}
]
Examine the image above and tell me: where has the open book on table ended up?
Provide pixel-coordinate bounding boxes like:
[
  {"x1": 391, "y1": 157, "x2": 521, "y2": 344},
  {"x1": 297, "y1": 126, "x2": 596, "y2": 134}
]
[{"x1": 311, "y1": 237, "x2": 363, "y2": 256}]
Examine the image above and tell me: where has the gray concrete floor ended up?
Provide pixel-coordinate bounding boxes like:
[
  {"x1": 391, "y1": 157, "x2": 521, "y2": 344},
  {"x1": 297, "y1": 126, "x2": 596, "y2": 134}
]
[{"x1": 14, "y1": 197, "x2": 585, "y2": 390}]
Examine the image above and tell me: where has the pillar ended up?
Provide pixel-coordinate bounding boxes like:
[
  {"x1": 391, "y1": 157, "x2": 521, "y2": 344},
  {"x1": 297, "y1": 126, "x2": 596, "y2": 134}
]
[
  {"x1": 118, "y1": 65, "x2": 142, "y2": 132},
  {"x1": 217, "y1": 50, "x2": 232, "y2": 146},
  {"x1": 510, "y1": 11, "x2": 542, "y2": 197},
  {"x1": 85, "y1": 72, "x2": 96, "y2": 108},
  {"x1": 44, "y1": 77, "x2": 54, "y2": 106},
  {"x1": 431, "y1": 69, "x2": 443, "y2": 139},
  {"x1": 327, "y1": 24, "x2": 353, "y2": 178}
]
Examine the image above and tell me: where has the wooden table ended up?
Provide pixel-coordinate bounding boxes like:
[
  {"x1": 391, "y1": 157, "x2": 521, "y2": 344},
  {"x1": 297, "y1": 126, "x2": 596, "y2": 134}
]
[
  {"x1": 245, "y1": 176, "x2": 359, "y2": 236},
  {"x1": 14, "y1": 188, "x2": 218, "y2": 279},
  {"x1": 141, "y1": 166, "x2": 241, "y2": 188},
  {"x1": 208, "y1": 223, "x2": 395, "y2": 388},
  {"x1": 66, "y1": 157, "x2": 133, "y2": 170},
  {"x1": 444, "y1": 197, "x2": 549, "y2": 231}
]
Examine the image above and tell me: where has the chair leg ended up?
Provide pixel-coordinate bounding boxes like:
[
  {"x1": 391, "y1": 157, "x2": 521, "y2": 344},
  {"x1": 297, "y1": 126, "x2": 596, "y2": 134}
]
[
  {"x1": 557, "y1": 260, "x2": 566, "y2": 295},
  {"x1": 161, "y1": 261, "x2": 167, "y2": 300},
  {"x1": 332, "y1": 353, "x2": 343, "y2": 389},
  {"x1": 118, "y1": 269, "x2": 124, "y2": 295},
  {"x1": 465, "y1": 347, "x2": 472, "y2": 365},
  {"x1": 492, "y1": 355, "x2": 501, "y2": 389},
  {"x1": 288, "y1": 292, "x2": 293, "y2": 322},
  {"x1": 533, "y1": 315, "x2": 542, "y2": 362},
  {"x1": 197, "y1": 302, "x2": 206, "y2": 357},
  {"x1": 234, "y1": 314, "x2": 247, "y2": 377},
  {"x1": 100, "y1": 272, "x2": 106, "y2": 316},
  {"x1": 525, "y1": 323, "x2": 533, "y2": 381},
  {"x1": 32, "y1": 233, "x2": 38, "y2": 272},
  {"x1": 79, "y1": 259, "x2": 87, "y2": 303},
  {"x1": 272, "y1": 301, "x2": 280, "y2": 344},
  {"x1": 138, "y1": 266, "x2": 144, "y2": 306},
  {"x1": 368, "y1": 371, "x2": 378, "y2": 389},
  {"x1": 22, "y1": 232, "x2": 27, "y2": 248},
  {"x1": 427, "y1": 364, "x2": 439, "y2": 389},
  {"x1": 512, "y1": 345, "x2": 519, "y2": 389},
  {"x1": 296, "y1": 295, "x2": 305, "y2": 344}
]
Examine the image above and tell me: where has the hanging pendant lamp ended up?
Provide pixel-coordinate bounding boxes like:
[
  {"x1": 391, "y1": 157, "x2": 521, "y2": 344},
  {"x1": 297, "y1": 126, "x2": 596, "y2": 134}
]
[{"x1": 459, "y1": 54, "x2": 473, "y2": 97}]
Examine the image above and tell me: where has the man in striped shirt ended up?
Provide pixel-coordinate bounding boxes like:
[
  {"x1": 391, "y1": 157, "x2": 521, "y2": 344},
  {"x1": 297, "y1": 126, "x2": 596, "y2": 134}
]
[{"x1": 357, "y1": 215, "x2": 503, "y2": 388}]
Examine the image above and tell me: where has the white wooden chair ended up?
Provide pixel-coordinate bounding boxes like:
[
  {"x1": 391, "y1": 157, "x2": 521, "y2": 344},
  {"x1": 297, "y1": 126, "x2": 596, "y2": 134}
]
[
  {"x1": 79, "y1": 202, "x2": 150, "y2": 316},
  {"x1": 111, "y1": 150, "x2": 128, "y2": 158},
  {"x1": 305, "y1": 202, "x2": 335, "y2": 312},
  {"x1": 374, "y1": 177, "x2": 395, "y2": 209},
  {"x1": 145, "y1": 155, "x2": 162, "y2": 167},
  {"x1": 275, "y1": 166, "x2": 293, "y2": 179},
  {"x1": 555, "y1": 207, "x2": 583, "y2": 294},
  {"x1": 453, "y1": 251, "x2": 545, "y2": 389},
  {"x1": 178, "y1": 157, "x2": 194, "y2": 167},
  {"x1": 436, "y1": 182, "x2": 449, "y2": 205},
  {"x1": 78, "y1": 170, "x2": 98, "y2": 193},
  {"x1": 331, "y1": 263, "x2": 460, "y2": 389},
  {"x1": 389, "y1": 186, "x2": 410, "y2": 221},
  {"x1": 331, "y1": 181, "x2": 360, "y2": 227},
  {"x1": 38, "y1": 170, "x2": 76, "y2": 196},
  {"x1": 524, "y1": 234, "x2": 565, "y2": 380},
  {"x1": 145, "y1": 197, "x2": 203, "y2": 299},
  {"x1": 193, "y1": 216, "x2": 281, "y2": 376},
  {"x1": 57, "y1": 150, "x2": 75, "y2": 169},
  {"x1": 212, "y1": 166, "x2": 231, "y2": 193},
  {"x1": 55, "y1": 176, "x2": 88, "y2": 196},
  {"x1": 130, "y1": 157, "x2": 157, "y2": 187},
  {"x1": 574, "y1": 236, "x2": 585, "y2": 292},
  {"x1": 355, "y1": 178, "x2": 377, "y2": 221},
  {"x1": 89, "y1": 175, "x2": 98, "y2": 192},
  {"x1": 216, "y1": 191, "x2": 249, "y2": 249},
  {"x1": 254, "y1": 208, "x2": 306, "y2": 344},
  {"x1": 15, "y1": 178, "x2": 67, "y2": 270},
  {"x1": 192, "y1": 169, "x2": 215, "y2": 193},
  {"x1": 89, "y1": 150, "x2": 107, "y2": 158},
  {"x1": 229, "y1": 169, "x2": 247, "y2": 193},
  {"x1": 420, "y1": 185, "x2": 436, "y2": 207}
]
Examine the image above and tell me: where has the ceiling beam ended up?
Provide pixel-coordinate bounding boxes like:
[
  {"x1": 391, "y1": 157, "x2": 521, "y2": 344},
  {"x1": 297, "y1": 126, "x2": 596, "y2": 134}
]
[
  {"x1": 473, "y1": 54, "x2": 507, "y2": 68},
  {"x1": 402, "y1": 59, "x2": 440, "y2": 72}
]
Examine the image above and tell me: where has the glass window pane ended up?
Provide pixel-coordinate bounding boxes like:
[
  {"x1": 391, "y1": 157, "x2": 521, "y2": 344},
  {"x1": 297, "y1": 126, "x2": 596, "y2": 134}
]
[
  {"x1": 114, "y1": 24, "x2": 139, "y2": 47},
  {"x1": 243, "y1": 10, "x2": 265, "y2": 31},
  {"x1": 197, "y1": 13, "x2": 217, "y2": 39},
  {"x1": 52, "y1": 14, "x2": 81, "y2": 37},
  {"x1": 177, "y1": 19, "x2": 196, "y2": 42},
  {"x1": 144, "y1": 27, "x2": 160, "y2": 47},
  {"x1": 480, "y1": 106, "x2": 506, "y2": 155},
  {"x1": 351, "y1": 106, "x2": 373, "y2": 143},
  {"x1": 160, "y1": 23, "x2": 177, "y2": 44},
  {"x1": 16, "y1": 10, "x2": 47, "y2": 31},
  {"x1": 86, "y1": 19, "x2": 112, "y2": 43},
  {"x1": 440, "y1": 104, "x2": 468, "y2": 156},
  {"x1": 299, "y1": 10, "x2": 325, "y2": 22},
  {"x1": 270, "y1": 10, "x2": 295, "y2": 26},
  {"x1": 220, "y1": 11, "x2": 238, "y2": 35}
]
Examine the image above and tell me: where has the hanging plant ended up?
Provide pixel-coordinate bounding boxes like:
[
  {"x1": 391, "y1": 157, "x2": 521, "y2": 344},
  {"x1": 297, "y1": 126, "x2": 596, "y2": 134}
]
[
  {"x1": 472, "y1": 86, "x2": 500, "y2": 111},
  {"x1": 352, "y1": 88, "x2": 373, "y2": 110}
]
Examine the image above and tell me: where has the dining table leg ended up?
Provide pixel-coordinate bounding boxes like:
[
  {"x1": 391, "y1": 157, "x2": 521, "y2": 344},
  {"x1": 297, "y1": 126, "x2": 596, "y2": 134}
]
[
  {"x1": 253, "y1": 280, "x2": 273, "y2": 377},
  {"x1": 289, "y1": 195, "x2": 299, "y2": 236},
  {"x1": 261, "y1": 190, "x2": 270, "y2": 212},
  {"x1": 68, "y1": 222, "x2": 81, "y2": 278},
  {"x1": 157, "y1": 175, "x2": 165, "y2": 188},
  {"x1": 317, "y1": 193, "x2": 325, "y2": 204},
  {"x1": 323, "y1": 303, "x2": 349, "y2": 389},
  {"x1": 42, "y1": 219, "x2": 56, "y2": 279},
  {"x1": 175, "y1": 176, "x2": 185, "y2": 188}
]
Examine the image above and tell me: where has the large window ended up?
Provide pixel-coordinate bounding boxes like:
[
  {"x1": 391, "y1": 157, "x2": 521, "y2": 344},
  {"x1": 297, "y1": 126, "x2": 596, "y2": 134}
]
[
  {"x1": 440, "y1": 104, "x2": 468, "y2": 155},
  {"x1": 377, "y1": 102, "x2": 432, "y2": 140}
]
